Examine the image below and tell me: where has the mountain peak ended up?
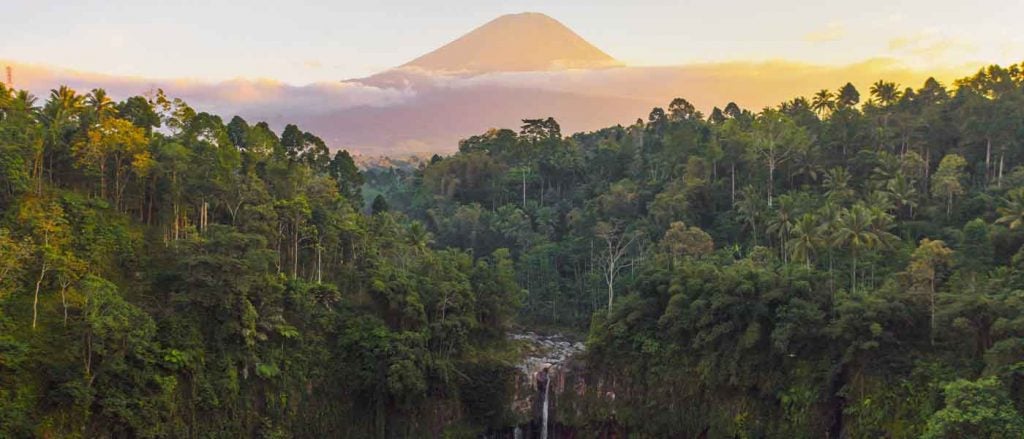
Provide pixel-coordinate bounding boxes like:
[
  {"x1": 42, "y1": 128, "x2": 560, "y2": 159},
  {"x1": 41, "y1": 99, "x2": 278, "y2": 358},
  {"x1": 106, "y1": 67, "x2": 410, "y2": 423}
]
[{"x1": 399, "y1": 12, "x2": 622, "y2": 75}]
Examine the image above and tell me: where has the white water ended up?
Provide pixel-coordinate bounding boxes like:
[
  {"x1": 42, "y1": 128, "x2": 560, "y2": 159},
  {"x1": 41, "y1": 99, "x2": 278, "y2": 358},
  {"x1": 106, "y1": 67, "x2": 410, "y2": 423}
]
[
  {"x1": 541, "y1": 376, "x2": 550, "y2": 439},
  {"x1": 509, "y1": 332, "x2": 584, "y2": 439}
]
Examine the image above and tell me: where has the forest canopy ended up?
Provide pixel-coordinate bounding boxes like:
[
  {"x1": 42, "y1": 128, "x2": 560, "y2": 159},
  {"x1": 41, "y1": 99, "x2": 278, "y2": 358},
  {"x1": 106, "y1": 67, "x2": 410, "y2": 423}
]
[{"x1": 3, "y1": 62, "x2": 1024, "y2": 437}]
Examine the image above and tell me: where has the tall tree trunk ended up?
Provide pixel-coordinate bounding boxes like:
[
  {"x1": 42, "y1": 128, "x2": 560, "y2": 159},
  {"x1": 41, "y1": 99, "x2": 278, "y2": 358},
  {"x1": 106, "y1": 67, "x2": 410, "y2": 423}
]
[
  {"x1": 292, "y1": 222, "x2": 299, "y2": 278},
  {"x1": 929, "y1": 277, "x2": 936, "y2": 346},
  {"x1": 730, "y1": 164, "x2": 736, "y2": 205},
  {"x1": 60, "y1": 282, "x2": 69, "y2": 326},
  {"x1": 851, "y1": 251, "x2": 857, "y2": 293},
  {"x1": 522, "y1": 171, "x2": 526, "y2": 208},
  {"x1": 985, "y1": 137, "x2": 992, "y2": 183},
  {"x1": 316, "y1": 240, "x2": 322, "y2": 284},
  {"x1": 998, "y1": 153, "x2": 1005, "y2": 188},
  {"x1": 32, "y1": 261, "x2": 48, "y2": 330}
]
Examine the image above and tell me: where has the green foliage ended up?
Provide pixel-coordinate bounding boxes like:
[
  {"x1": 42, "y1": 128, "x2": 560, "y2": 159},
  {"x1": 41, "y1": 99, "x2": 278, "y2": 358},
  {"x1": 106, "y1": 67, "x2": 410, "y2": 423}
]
[
  {"x1": 5, "y1": 61, "x2": 1024, "y2": 437},
  {"x1": 0, "y1": 84, "x2": 523, "y2": 437},
  {"x1": 922, "y1": 376, "x2": 1024, "y2": 439}
]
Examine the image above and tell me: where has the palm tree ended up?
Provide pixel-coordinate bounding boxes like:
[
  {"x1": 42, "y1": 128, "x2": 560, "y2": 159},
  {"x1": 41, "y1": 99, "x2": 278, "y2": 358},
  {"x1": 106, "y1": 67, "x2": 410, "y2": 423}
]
[
  {"x1": 789, "y1": 213, "x2": 824, "y2": 269},
  {"x1": 735, "y1": 185, "x2": 765, "y2": 246},
  {"x1": 886, "y1": 174, "x2": 918, "y2": 219},
  {"x1": 833, "y1": 204, "x2": 879, "y2": 292},
  {"x1": 406, "y1": 221, "x2": 434, "y2": 254},
  {"x1": 789, "y1": 146, "x2": 823, "y2": 186},
  {"x1": 766, "y1": 194, "x2": 797, "y2": 262},
  {"x1": 86, "y1": 88, "x2": 116, "y2": 122},
  {"x1": 870, "y1": 80, "x2": 901, "y2": 106},
  {"x1": 996, "y1": 188, "x2": 1024, "y2": 229},
  {"x1": 837, "y1": 83, "x2": 860, "y2": 108},
  {"x1": 824, "y1": 167, "x2": 854, "y2": 204},
  {"x1": 35, "y1": 86, "x2": 84, "y2": 190},
  {"x1": 864, "y1": 190, "x2": 893, "y2": 214},
  {"x1": 811, "y1": 89, "x2": 835, "y2": 116}
]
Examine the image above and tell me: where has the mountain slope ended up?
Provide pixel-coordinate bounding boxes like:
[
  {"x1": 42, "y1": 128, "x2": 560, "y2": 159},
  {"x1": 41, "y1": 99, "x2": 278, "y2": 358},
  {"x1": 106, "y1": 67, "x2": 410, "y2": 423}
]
[{"x1": 400, "y1": 12, "x2": 622, "y2": 74}]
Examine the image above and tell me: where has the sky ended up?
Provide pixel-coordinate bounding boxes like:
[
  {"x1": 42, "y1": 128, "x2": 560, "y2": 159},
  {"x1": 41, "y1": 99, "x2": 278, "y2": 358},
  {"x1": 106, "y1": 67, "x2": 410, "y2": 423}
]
[{"x1": 3, "y1": 0, "x2": 1022, "y2": 85}]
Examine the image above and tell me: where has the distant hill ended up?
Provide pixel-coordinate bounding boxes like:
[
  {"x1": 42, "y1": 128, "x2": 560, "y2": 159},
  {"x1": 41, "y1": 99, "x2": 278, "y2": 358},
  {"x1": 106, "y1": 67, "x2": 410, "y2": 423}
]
[{"x1": 398, "y1": 12, "x2": 622, "y2": 75}]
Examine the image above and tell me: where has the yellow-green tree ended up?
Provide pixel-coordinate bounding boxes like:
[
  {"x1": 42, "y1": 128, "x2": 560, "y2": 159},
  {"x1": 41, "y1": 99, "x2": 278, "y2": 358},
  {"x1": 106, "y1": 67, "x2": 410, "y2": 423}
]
[
  {"x1": 931, "y1": 154, "x2": 967, "y2": 217},
  {"x1": 76, "y1": 118, "x2": 151, "y2": 209},
  {"x1": 907, "y1": 238, "x2": 953, "y2": 344}
]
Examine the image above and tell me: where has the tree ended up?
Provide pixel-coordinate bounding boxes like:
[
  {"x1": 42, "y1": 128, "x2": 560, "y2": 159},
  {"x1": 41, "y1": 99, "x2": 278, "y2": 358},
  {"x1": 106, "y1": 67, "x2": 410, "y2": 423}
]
[
  {"x1": 766, "y1": 194, "x2": 798, "y2": 262},
  {"x1": 885, "y1": 173, "x2": 918, "y2": 218},
  {"x1": 595, "y1": 221, "x2": 637, "y2": 316},
  {"x1": 0, "y1": 228, "x2": 31, "y2": 300},
  {"x1": 519, "y1": 117, "x2": 561, "y2": 142},
  {"x1": 226, "y1": 115, "x2": 250, "y2": 149},
  {"x1": 837, "y1": 82, "x2": 860, "y2": 108},
  {"x1": 77, "y1": 117, "x2": 151, "y2": 209},
  {"x1": 86, "y1": 88, "x2": 117, "y2": 122},
  {"x1": 371, "y1": 194, "x2": 389, "y2": 215},
  {"x1": 116, "y1": 96, "x2": 160, "y2": 134},
  {"x1": 660, "y1": 221, "x2": 713, "y2": 262},
  {"x1": 280, "y1": 123, "x2": 305, "y2": 159},
  {"x1": 17, "y1": 197, "x2": 69, "y2": 330},
  {"x1": 869, "y1": 80, "x2": 901, "y2": 106},
  {"x1": 931, "y1": 154, "x2": 967, "y2": 217},
  {"x1": 788, "y1": 213, "x2": 824, "y2": 269},
  {"x1": 995, "y1": 188, "x2": 1024, "y2": 229},
  {"x1": 735, "y1": 185, "x2": 765, "y2": 245},
  {"x1": 958, "y1": 219, "x2": 992, "y2": 281},
  {"x1": 922, "y1": 376, "x2": 1024, "y2": 438},
  {"x1": 833, "y1": 204, "x2": 881, "y2": 292},
  {"x1": 907, "y1": 238, "x2": 953, "y2": 344},
  {"x1": 668, "y1": 97, "x2": 701, "y2": 122},
  {"x1": 811, "y1": 89, "x2": 835, "y2": 116},
  {"x1": 40, "y1": 86, "x2": 85, "y2": 190},
  {"x1": 750, "y1": 109, "x2": 809, "y2": 207}
]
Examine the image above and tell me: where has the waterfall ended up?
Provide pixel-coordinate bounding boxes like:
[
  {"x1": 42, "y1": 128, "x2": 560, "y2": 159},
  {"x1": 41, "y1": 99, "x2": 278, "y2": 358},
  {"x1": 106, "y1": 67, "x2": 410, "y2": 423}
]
[
  {"x1": 541, "y1": 374, "x2": 550, "y2": 439},
  {"x1": 509, "y1": 332, "x2": 584, "y2": 439}
]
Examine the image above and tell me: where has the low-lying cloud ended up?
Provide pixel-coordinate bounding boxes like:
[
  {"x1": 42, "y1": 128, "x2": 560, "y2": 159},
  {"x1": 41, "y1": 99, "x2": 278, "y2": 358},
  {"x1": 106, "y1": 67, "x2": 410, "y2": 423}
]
[{"x1": 3, "y1": 58, "x2": 977, "y2": 155}]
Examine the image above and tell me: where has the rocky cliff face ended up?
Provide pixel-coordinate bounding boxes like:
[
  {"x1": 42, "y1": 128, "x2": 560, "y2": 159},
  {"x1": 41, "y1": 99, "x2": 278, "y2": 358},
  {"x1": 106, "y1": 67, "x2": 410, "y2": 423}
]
[{"x1": 480, "y1": 332, "x2": 633, "y2": 438}]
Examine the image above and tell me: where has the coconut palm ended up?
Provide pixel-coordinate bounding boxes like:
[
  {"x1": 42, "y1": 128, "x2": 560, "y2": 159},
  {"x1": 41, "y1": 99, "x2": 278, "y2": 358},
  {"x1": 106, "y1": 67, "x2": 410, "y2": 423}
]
[
  {"x1": 41, "y1": 86, "x2": 85, "y2": 141},
  {"x1": 811, "y1": 89, "x2": 835, "y2": 117},
  {"x1": 833, "y1": 204, "x2": 880, "y2": 292},
  {"x1": 837, "y1": 83, "x2": 860, "y2": 108},
  {"x1": 996, "y1": 188, "x2": 1024, "y2": 229},
  {"x1": 870, "y1": 80, "x2": 901, "y2": 107},
  {"x1": 886, "y1": 174, "x2": 918, "y2": 218},
  {"x1": 823, "y1": 167, "x2": 854, "y2": 204},
  {"x1": 735, "y1": 185, "x2": 765, "y2": 246},
  {"x1": 766, "y1": 194, "x2": 797, "y2": 262},
  {"x1": 788, "y1": 213, "x2": 824, "y2": 269},
  {"x1": 406, "y1": 221, "x2": 434, "y2": 254},
  {"x1": 86, "y1": 88, "x2": 117, "y2": 122}
]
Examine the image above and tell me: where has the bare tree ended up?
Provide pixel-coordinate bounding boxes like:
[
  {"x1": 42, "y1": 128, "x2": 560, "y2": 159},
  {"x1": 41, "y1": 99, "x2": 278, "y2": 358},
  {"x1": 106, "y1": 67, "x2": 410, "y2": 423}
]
[{"x1": 595, "y1": 221, "x2": 638, "y2": 317}]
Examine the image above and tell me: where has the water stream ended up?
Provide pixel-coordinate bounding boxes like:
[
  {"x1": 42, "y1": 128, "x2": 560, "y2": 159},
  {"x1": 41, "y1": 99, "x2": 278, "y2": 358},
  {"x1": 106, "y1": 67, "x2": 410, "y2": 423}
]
[{"x1": 541, "y1": 376, "x2": 550, "y2": 439}]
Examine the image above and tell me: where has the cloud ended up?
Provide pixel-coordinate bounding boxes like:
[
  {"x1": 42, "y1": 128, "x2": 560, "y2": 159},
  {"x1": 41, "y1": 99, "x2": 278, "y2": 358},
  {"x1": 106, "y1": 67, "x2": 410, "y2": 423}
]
[
  {"x1": 2, "y1": 59, "x2": 417, "y2": 119},
  {"x1": 804, "y1": 22, "x2": 846, "y2": 43},
  {"x1": 888, "y1": 32, "x2": 976, "y2": 62},
  {"x1": 3, "y1": 57, "x2": 981, "y2": 155}
]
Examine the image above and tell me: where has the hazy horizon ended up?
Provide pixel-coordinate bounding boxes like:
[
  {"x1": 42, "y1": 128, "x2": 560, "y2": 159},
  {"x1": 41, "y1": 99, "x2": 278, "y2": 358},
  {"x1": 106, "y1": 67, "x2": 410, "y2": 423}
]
[{"x1": 3, "y1": 4, "x2": 1022, "y2": 154}]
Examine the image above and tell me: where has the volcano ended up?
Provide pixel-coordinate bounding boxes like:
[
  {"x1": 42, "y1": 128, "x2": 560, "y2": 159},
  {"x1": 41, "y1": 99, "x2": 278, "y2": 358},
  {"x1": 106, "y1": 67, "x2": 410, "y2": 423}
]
[{"x1": 398, "y1": 12, "x2": 622, "y2": 75}]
